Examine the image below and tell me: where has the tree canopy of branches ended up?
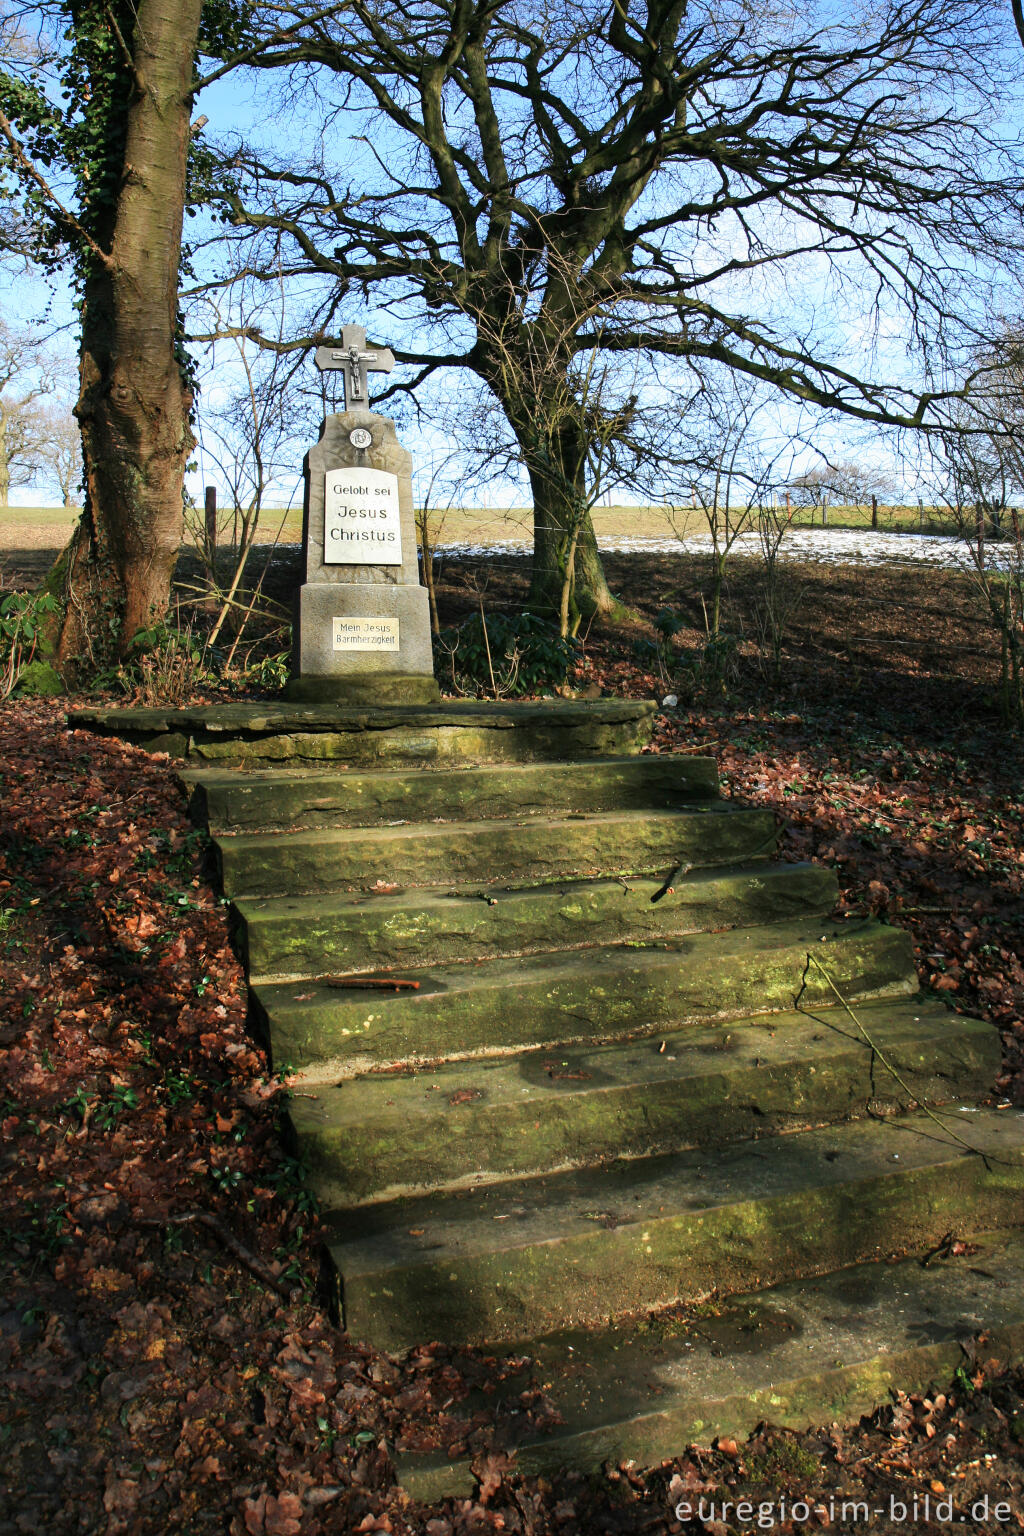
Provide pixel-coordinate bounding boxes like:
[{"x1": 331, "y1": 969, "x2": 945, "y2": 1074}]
[{"x1": 209, "y1": 0, "x2": 1024, "y2": 617}]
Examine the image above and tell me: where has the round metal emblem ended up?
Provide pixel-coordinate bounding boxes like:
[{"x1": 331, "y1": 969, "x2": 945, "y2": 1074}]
[{"x1": 349, "y1": 427, "x2": 372, "y2": 449}]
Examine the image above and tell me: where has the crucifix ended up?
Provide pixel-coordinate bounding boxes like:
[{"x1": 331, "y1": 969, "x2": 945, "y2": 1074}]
[{"x1": 314, "y1": 325, "x2": 395, "y2": 408}]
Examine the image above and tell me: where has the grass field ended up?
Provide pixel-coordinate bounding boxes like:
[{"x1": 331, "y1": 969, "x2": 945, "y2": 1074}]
[{"x1": 2, "y1": 500, "x2": 974, "y2": 552}]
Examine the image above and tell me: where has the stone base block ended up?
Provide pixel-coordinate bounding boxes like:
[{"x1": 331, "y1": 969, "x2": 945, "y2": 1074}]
[
  {"x1": 285, "y1": 673, "x2": 440, "y2": 705},
  {"x1": 292, "y1": 582, "x2": 437, "y2": 698}
]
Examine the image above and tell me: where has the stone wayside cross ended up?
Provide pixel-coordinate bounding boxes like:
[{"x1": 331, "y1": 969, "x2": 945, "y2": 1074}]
[
  {"x1": 314, "y1": 326, "x2": 396, "y2": 409},
  {"x1": 287, "y1": 325, "x2": 439, "y2": 705}
]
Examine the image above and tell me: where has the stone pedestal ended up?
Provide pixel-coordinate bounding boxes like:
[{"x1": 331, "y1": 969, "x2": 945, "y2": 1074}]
[{"x1": 286, "y1": 408, "x2": 439, "y2": 705}]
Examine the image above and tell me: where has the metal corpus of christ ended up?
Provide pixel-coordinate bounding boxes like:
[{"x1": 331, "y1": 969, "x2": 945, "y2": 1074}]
[{"x1": 314, "y1": 326, "x2": 396, "y2": 407}]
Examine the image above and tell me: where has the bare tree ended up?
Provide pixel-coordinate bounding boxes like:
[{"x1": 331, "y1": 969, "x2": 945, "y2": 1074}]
[
  {"x1": 665, "y1": 383, "x2": 769, "y2": 642},
  {"x1": 929, "y1": 353, "x2": 1024, "y2": 725},
  {"x1": 412, "y1": 447, "x2": 466, "y2": 637},
  {"x1": 188, "y1": 288, "x2": 305, "y2": 658},
  {"x1": 205, "y1": 0, "x2": 1024, "y2": 621},
  {"x1": 662, "y1": 378, "x2": 804, "y2": 687},
  {"x1": 0, "y1": 320, "x2": 64, "y2": 507},
  {"x1": 752, "y1": 492, "x2": 802, "y2": 684},
  {"x1": 937, "y1": 444, "x2": 1024, "y2": 725},
  {"x1": 789, "y1": 461, "x2": 896, "y2": 525},
  {"x1": 36, "y1": 403, "x2": 81, "y2": 507}
]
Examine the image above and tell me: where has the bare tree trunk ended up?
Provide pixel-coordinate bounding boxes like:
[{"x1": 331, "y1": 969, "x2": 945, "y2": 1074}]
[
  {"x1": 57, "y1": 0, "x2": 201, "y2": 675},
  {"x1": 416, "y1": 507, "x2": 441, "y2": 635},
  {"x1": 0, "y1": 412, "x2": 9, "y2": 509},
  {"x1": 504, "y1": 401, "x2": 616, "y2": 622},
  {"x1": 527, "y1": 468, "x2": 617, "y2": 621}
]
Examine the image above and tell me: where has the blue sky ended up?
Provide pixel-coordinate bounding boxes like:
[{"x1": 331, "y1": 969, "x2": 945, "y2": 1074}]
[{"x1": 5, "y1": 2, "x2": 1024, "y2": 510}]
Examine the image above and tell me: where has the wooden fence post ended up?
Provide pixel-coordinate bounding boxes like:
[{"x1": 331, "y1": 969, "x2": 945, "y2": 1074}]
[{"x1": 204, "y1": 486, "x2": 217, "y2": 562}]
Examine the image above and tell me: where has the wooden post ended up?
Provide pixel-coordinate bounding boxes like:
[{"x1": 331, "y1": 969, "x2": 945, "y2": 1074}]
[
  {"x1": 871, "y1": 493, "x2": 878, "y2": 529},
  {"x1": 204, "y1": 485, "x2": 217, "y2": 560}
]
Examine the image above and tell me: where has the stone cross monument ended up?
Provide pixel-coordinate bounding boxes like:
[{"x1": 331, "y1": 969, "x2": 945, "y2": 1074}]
[{"x1": 285, "y1": 326, "x2": 440, "y2": 705}]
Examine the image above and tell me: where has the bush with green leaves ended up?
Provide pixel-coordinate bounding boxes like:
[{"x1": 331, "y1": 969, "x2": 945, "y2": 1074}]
[
  {"x1": 436, "y1": 610, "x2": 579, "y2": 697},
  {"x1": 1, "y1": 591, "x2": 60, "y2": 700},
  {"x1": 685, "y1": 631, "x2": 742, "y2": 694},
  {"x1": 244, "y1": 650, "x2": 291, "y2": 693},
  {"x1": 110, "y1": 622, "x2": 217, "y2": 706}
]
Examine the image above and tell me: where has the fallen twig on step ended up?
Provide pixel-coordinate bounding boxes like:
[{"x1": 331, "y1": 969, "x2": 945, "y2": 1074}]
[
  {"x1": 802, "y1": 952, "x2": 1000, "y2": 1169},
  {"x1": 324, "y1": 974, "x2": 421, "y2": 991},
  {"x1": 651, "y1": 864, "x2": 684, "y2": 903}
]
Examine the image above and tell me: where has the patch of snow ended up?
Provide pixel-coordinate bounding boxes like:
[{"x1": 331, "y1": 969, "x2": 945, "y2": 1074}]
[{"x1": 432, "y1": 526, "x2": 1011, "y2": 571}]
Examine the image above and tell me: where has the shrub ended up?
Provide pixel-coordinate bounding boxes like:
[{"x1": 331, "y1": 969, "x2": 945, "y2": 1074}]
[
  {"x1": 112, "y1": 623, "x2": 217, "y2": 706},
  {"x1": 245, "y1": 651, "x2": 291, "y2": 692},
  {"x1": 685, "y1": 631, "x2": 742, "y2": 695},
  {"x1": 1, "y1": 591, "x2": 60, "y2": 700},
  {"x1": 435, "y1": 610, "x2": 579, "y2": 697}
]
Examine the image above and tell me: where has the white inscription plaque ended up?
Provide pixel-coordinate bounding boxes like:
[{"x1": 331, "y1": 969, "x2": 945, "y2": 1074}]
[
  {"x1": 324, "y1": 467, "x2": 402, "y2": 564},
  {"x1": 332, "y1": 616, "x2": 400, "y2": 651}
]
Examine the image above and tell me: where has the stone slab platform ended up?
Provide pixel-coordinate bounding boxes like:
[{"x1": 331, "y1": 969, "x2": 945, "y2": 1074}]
[
  {"x1": 236, "y1": 862, "x2": 838, "y2": 981},
  {"x1": 252, "y1": 916, "x2": 916, "y2": 1078},
  {"x1": 67, "y1": 698, "x2": 657, "y2": 767},
  {"x1": 325, "y1": 1106, "x2": 1024, "y2": 1351},
  {"x1": 396, "y1": 1226, "x2": 1024, "y2": 1498},
  {"x1": 217, "y1": 805, "x2": 778, "y2": 898},
  {"x1": 185, "y1": 754, "x2": 720, "y2": 834},
  {"x1": 291, "y1": 998, "x2": 998, "y2": 1206}
]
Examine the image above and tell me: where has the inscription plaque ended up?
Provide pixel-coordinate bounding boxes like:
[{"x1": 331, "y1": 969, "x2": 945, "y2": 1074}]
[
  {"x1": 324, "y1": 466, "x2": 402, "y2": 565},
  {"x1": 332, "y1": 616, "x2": 400, "y2": 651}
]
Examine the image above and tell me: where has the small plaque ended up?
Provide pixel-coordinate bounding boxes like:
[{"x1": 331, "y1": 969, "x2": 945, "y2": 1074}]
[
  {"x1": 332, "y1": 616, "x2": 400, "y2": 651},
  {"x1": 349, "y1": 427, "x2": 372, "y2": 449},
  {"x1": 325, "y1": 466, "x2": 402, "y2": 564}
]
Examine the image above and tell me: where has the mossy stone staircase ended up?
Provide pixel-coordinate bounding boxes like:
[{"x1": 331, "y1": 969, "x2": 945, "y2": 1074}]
[{"x1": 72, "y1": 698, "x2": 1024, "y2": 1490}]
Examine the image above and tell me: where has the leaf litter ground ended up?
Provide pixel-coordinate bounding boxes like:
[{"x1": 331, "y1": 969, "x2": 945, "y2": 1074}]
[{"x1": 3, "y1": 552, "x2": 1024, "y2": 1533}]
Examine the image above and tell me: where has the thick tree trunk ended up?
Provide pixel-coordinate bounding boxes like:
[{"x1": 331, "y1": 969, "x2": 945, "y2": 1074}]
[
  {"x1": 503, "y1": 400, "x2": 619, "y2": 624},
  {"x1": 57, "y1": 0, "x2": 201, "y2": 676},
  {"x1": 528, "y1": 468, "x2": 616, "y2": 624}
]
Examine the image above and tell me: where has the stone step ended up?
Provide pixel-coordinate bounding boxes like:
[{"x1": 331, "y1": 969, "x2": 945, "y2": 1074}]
[
  {"x1": 238, "y1": 861, "x2": 837, "y2": 981},
  {"x1": 218, "y1": 805, "x2": 778, "y2": 898},
  {"x1": 396, "y1": 1227, "x2": 1024, "y2": 1497},
  {"x1": 291, "y1": 999, "x2": 999, "y2": 1206},
  {"x1": 323, "y1": 1106, "x2": 1024, "y2": 1351},
  {"x1": 69, "y1": 697, "x2": 656, "y2": 767},
  {"x1": 185, "y1": 754, "x2": 720, "y2": 835},
  {"x1": 254, "y1": 917, "x2": 916, "y2": 1078}
]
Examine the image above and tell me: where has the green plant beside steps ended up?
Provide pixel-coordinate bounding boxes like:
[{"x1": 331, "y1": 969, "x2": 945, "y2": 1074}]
[
  {"x1": 108, "y1": 623, "x2": 217, "y2": 707},
  {"x1": 435, "y1": 610, "x2": 579, "y2": 697},
  {"x1": 1, "y1": 592, "x2": 61, "y2": 699}
]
